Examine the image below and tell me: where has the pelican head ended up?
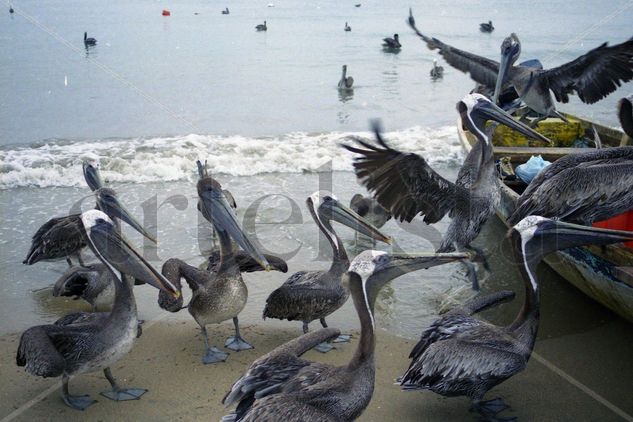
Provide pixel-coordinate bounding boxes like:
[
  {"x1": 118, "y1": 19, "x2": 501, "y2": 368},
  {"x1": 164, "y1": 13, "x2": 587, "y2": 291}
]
[
  {"x1": 457, "y1": 93, "x2": 552, "y2": 145},
  {"x1": 493, "y1": 33, "x2": 521, "y2": 103},
  {"x1": 95, "y1": 188, "x2": 157, "y2": 243},
  {"x1": 82, "y1": 162, "x2": 104, "y2": 191},
  {"x1": 307, "y1": 191, "x2": 392, "y2": 245},
  {"x1": 80, "y1": 210, "x2": 179, "y2": 297},
  {"x1": 197, "y1": 176, "x2": 270, "y2": 270}
]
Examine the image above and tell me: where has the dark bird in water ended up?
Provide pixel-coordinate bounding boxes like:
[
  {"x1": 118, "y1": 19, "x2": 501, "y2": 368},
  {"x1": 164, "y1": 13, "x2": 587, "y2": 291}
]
[
  {"x1": 349, "y1": 194, "x2": 391, "y2": 246},
  {"x1": 83, "y1": 32, "x2": 97, "y2": 46},
  {"x1": 344, "y1": 22, "x2": 351, "y2": 32},
  {"x1": 157, "y1": 169, "x2": 282, "y2": 364},
  {"x1": 338, "y1": 65, "x2": 354, "y2": 90},
  {"x1": 256, "y1": 21, "x2": 267, "y2": 31},
  {"x1": 620, "y1": 95, "x2": 633, "y2": 138},
  {"x1": 408, "y1": 9, "x2": 633, "y2": 126},
  {"x1": 508, "y1": 146, "x2": 633, "y2": 226},
  {"x1": 382, "y1": 33, "x2": 401, "y2": 49},
  {"x1": 9, "y1": 5, "x2": 14, "y2": 13},
  {"x1": 480, "y1": 20, "x2": 494, "y2": 33},
  {"x1": 223, "y1": 250, "x2": 469, "y2": 421},
  {"x1": 23, "y1": 177, "x2": 155, "y2": 267},
  {"x1": 430, "y1": 59, "x2": 444, "y2": 79},
  {"x1": 399, "y1": 216, "x2": 633, "y2": 421},
  {"x1": 222, "y1": 7, "x2": 230, "y2": 14},
  {"x1": 342, "y1": 94, "x2": 551, "y2": 289},
  {"x1": 17, "y1": 210, "x2": 179, "y2": 410},
  {"x1": 263, "y1": 191, "x2": 391, "y2": 353},
  {"x1": 355, "y1": 3, "x2": 361, "y2": 7}
]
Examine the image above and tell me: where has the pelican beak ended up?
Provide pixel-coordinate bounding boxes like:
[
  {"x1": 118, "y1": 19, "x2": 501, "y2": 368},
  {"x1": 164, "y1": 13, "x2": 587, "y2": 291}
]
[
  {"x1": 82, "y1": 162, "x2": 104, "y2": 191},
  {"x1": 479, "y1": 100, "x2": 553, "y2": 144},
  {"x1": 200, "y1": 189, "x2": 271, "y2": 270},
  {"x1": 381, "y1": 252, "x2": 470, "y2": 279},
  {"x1": 86, "y1": 222, "x2": 180, "y2": 298},
  {"x1": 105, "y1": 196, "x2": 157, "y2": 244},
  {"x1": 325, "y1": 198, "x2": 392, "y2": 244},
  {"x1": 493, "y1": 50, "x2": 512, "y2": 104},
  {"x1": 539, "y1": 220, "x2": 633, "y2": 251}
]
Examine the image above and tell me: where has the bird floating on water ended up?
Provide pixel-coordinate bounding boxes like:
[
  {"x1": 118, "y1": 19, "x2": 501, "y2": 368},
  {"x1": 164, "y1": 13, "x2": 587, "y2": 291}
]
[
  {"x1": 399, "y1": 216, "x2": 633, "y2": 421},
  {"x1": 430, "y1": 59, "x2": 444, "y2": 79},
  {"x1": 408, "y1": 8, "x2": 633, "y2": 127},
  {"x1": 256, "y1": 21, "x2": 267, "y2": 31},
  {"x1": 223, "y1": 250, "x2": 470, "y2": 421},
  {"x1": 382, "y1": 33, "x2": 401, "y2": 50},
  {"x1": 263, "y1": 191, "x2": 391, "y2": 353},
  {"x1": 9, "y1": 5, "x2": 14, "y2": 13},
  {"x1": 344, "y1": 22, "x2": 351, "y2": 32},
  {"x1": 480, "y1": 20, "x2": 494, "y2": 33},
  {"x1": 343, "y1": 94, "x2": 551, "y2": 290},
  {"x1": 17, "y1": 210, "x2": 180, "y2": 410},
  {"x1": 83, "y1": 32, "x2": 97, "y2": 47},
  {"x1": 338, "y1": 65, "x2": 354, "y2": 90}
]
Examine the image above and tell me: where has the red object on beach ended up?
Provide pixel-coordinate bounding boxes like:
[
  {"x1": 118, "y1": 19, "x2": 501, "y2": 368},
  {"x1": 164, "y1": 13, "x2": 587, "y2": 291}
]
[
  {"x1": 162, "y1": 9, "x2": 171, "y2": 16},
  {"x1": 593, "y1": 210, "x2": 633, "y2": 248}
]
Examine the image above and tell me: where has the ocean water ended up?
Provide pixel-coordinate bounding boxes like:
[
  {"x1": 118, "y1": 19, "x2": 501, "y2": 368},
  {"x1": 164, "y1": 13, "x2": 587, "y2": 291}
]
[{"x1": 1, "y1": 0, "x2": 633, "y2": 418}]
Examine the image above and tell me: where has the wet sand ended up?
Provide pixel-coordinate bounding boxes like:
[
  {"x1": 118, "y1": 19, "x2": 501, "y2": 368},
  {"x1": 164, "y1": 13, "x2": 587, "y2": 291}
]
[{"x1": 0, "y1": 314, "x2": 630, "y2": 421}]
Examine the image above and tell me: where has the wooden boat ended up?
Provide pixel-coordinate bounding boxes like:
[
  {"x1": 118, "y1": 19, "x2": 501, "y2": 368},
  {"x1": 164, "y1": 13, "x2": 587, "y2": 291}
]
[{"x1": 457, "y1": 113, "x2": 633, "y2": 323}]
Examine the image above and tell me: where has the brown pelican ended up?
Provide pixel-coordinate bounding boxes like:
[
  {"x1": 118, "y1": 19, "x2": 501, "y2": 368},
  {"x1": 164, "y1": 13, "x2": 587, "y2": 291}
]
[
  {"x1": 399, "y1": 216, "x2": 633, "y2": 420},
  {"x1": 343, "y1": 94, "x2": 551, "y2": 289},
  {"x1": 17, "y1": 210, "x2": 179, "y2": 410},
  {"x1": 620, "y1": 95, "x2": 633, "y2": 138},
  {"x1": 223, "y1": 250, "x2": 470, "y2": 421},
  {"x1": 382, "y1": 33, "x2": 401, "y2": 49},
  {"x1": 479, "y1": 20, "x2": 494, "y2": 33},
  {"x1": 256, "y1": 21, "x2": 267, "y2": 31},
  {"x1": 157, "y1": 172, "x2": 276, "y2": 364},
  {"x1": 263, "y1": 191, "x2": 391, "y2": 353},
  {"x1": 408, "y1": 9, "x2": 633, "y2": 126},
  {"x1": 344, "y1": 22, "x2": 351, "y2": 32},
  {"x1": 83, "y1": 32, "x2": 97, "y2": 46},
  {"x1": 338, "y1": 65, "x2": 354, "y2": 90},
  {"x1": 23, "y1": 187, "x2": 155, "y2": 267},
  {"x1": 430, "y1": 59, "x2": 444, "y2": 79},
  {"x1": 508, "y1": 146, "x2": 633, "y2": 226},
  {"x1": 222, "y1": 7, "x2": 230, "y2": 14},
  {"x1": 350, "y1": 194, "x2": 391, "y2": 246}
]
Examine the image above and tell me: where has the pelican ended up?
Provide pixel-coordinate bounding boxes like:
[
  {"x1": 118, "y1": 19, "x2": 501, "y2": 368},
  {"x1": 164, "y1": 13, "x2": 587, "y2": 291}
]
[
  {"x1": 430, "y1": 59, "x2": 444, "y2": 79},
  {"x1": 344, "y1": 22, "x2": 351, "y2": 32},
  {"x1": 480, "y1": 20, "x2": 494, "y2": 33},
  {"x1": 399, "y1": 216, "x2": 633, "y2": 420},
  {"x1": 23, "y1": 186, "x2": 155, "y2": 267},
  {"x1": 222, "y1": 7, "x2": 230, "y2": 14},
  {"x1": 508, "y1": 146, "x2": 633, "y2": 226},
  {"x1": 9, "y1": 5, "x2": 14, "y2": 13},
  {"x1": 223, "y1": 250, "x2": 470, "y2": 421},
  {"x1": 408, "y1": 9, "x2": 633, "y2": 126},
  {"x1": 342, "y1": 94, "x2": 551, "y2": 289},
  {"x1": 157, "y1": 172, "x2": 276, "y2": 364},
  {"x1": 382, "y1": 33, "x2": 401, "y2": 49},
  {"x1": 83, "y1": 32, "x2": 97, "y2": 46},
  {"x1": 338, "y1": 65, "x2": 354, "y2": 90},
  {"x1": 17, "y1": 210, "x2": 179, "y2": 410},
  {"x1": 620, "y1": 95, "x2": 633, "y2": 138},
  {"x1": 256, "y1": 21, "x2": 267, "y2": 31},
  {"x1": 196, "y1": 160, "x2": 237, "y2": 248},
  {"x1": 263, "y1": 191, "x2": 391, "y2": 353},
  {"x1": 350, "y1": 194, "x2": 391, "y2": 246}
]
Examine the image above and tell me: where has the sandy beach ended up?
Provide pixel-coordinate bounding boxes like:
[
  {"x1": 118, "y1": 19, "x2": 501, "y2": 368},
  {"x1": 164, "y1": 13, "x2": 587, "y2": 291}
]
[{"x1": 1, "y1": 313, "x2": 630, "y2": 422}]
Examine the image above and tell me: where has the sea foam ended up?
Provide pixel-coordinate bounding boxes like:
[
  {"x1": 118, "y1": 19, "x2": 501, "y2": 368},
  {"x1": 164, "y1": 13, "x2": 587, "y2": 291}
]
[{"x1": 0, "y1": 126, "x2": 464, "y2": 188}]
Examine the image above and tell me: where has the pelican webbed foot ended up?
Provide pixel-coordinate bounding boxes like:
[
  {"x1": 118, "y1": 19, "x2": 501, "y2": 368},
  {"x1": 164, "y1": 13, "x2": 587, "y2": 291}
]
[
  {"x1": 62, "y1": 374, "x2": 97, "y2": 410},
  {"x1": 331, "y1": 334, "x2": 352, "y2": 343},
  {"x1": 203, "y1": 346, "x2": 229, "y2": 364},
  {"x1": 224, "y1": 335, "x2": 253, "y2": 351},
  {"x1": 470, "y1": 397, "x2": 515, "y2": 421},
  {"x1": 100, "y1": 367, "x2": 147, "y2": 401},
  {"x1": 314, "y1": 342, "x2": 334, "y2": 353}
]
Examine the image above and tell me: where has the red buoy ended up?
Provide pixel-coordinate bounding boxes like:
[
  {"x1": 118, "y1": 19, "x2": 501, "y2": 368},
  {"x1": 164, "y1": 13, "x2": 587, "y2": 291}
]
[{"x1": 162, "y1": 9, "x2": 171, "y2": 16}]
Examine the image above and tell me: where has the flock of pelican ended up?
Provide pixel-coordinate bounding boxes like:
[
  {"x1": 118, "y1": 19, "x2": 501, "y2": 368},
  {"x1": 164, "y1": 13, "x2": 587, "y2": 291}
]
[{"x1": 14, "y1": 8, "x2": 633, "y2": 422}]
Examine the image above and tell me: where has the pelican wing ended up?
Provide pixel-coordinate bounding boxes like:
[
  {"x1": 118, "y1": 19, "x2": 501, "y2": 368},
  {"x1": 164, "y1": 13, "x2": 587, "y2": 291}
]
[
  {"x1": 401, "y1": 338, "x2": 525, "y2": 390},
  {"x1": 54, "y1": 311, "x2": 109, "y2": 326},
  {"x1": 343, "y1": 123, "x2": 468, "y2": 223},
  {"x1": 24, "y1": 214, "x2": 85, "y2": 264},
  {"x1": 510, "y1": 161, "x2": 633, "y2": 224},
  {"x1": 542, "y1": 38, "x2": 633, "y2": 104},
  {"x1": 223, "y1": 394, "x2": 338, "y2": 422},
  {"x1": 223, "y1": 328, "x2": 339, "y2": 408},
  {"x1": 459, "y1": 290, "x2": 516, "y2": 316},
  {"x1": 407, "y1": 16, "x2": 500, "y2": 88}
]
